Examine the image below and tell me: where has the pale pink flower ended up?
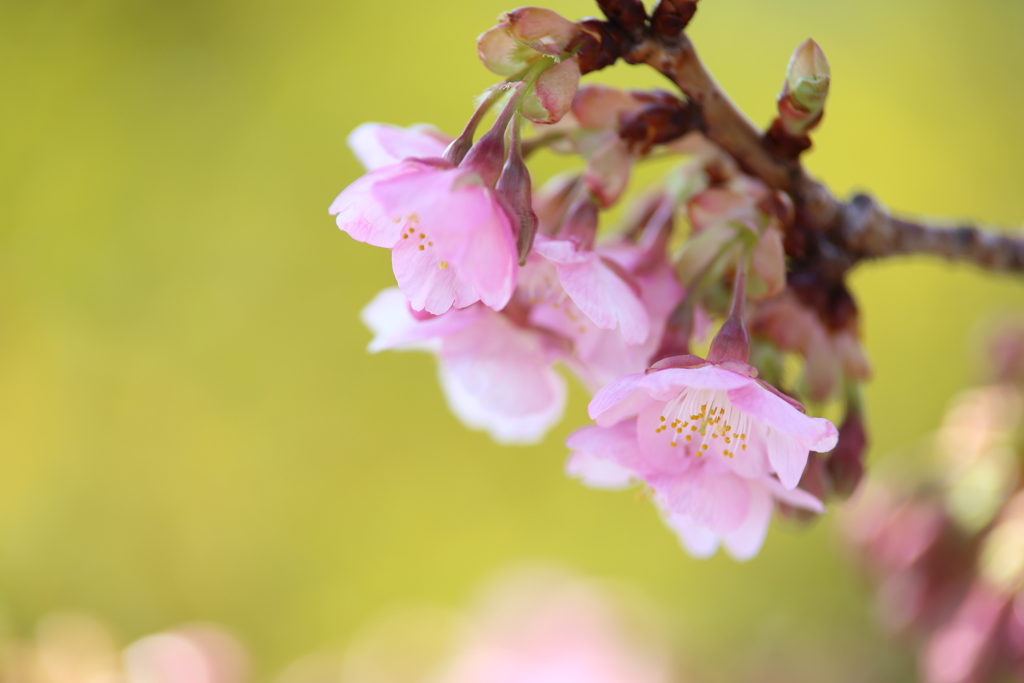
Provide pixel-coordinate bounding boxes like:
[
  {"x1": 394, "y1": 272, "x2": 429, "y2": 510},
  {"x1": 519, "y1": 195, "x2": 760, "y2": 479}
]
[
  {"x1": 521, "y1": 235, "x2": 651, "y2": 347},
  {"x1": 438, "y1": 567, "x2": 674, "y2": 683},
  {"x1": 362, "y1": 288, "x2": 566, "y2": 444},
  {"x1": 586, "y1": 358, "x2": 839, "y2": 490},
  {"x1": 330, "y1": 157, "x2": 518, "y2": 315},
  {"x1": 566, "y1": 420, "x2": 823, "y2": 560}
]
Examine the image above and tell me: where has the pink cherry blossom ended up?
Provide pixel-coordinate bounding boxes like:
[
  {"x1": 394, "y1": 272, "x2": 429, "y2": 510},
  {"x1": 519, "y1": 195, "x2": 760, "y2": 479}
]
[
  {"x1": 521, "y1": 235, "x2": 651, "y2": 347},
  {"x1": 438, "y1": 567, "x2": 674, "y2": 683},
  {"x1": 330, "y1": 158, "x2": 518, "y2": 315},
  {"x1": 566, "y1": 420, "x2": 824, "y2": 560},
  {"x1": 587, "y1": 359, "x2": 839, "y2": 490},
  {"x1": 361, "y1": 288, "x2": 566, "y2": 444}
]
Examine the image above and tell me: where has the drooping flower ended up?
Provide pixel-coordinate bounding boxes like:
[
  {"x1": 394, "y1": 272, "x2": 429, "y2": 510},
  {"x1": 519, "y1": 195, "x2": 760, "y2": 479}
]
[
  {"x1": 330, "y1": 160, "x2": 517, "y2": 316},
  {"x1": 331, "y1": 83, "x2": 536, "y2": 317},
  {"x1": 566, "y1": 420, "x2": 824, "y2": 560},
  {"x1": 361, "y1": 287, "x2": 567, "y2": 444},
  {"x1": 586, "y1": 357, "x2": 838, "y2": 490}
]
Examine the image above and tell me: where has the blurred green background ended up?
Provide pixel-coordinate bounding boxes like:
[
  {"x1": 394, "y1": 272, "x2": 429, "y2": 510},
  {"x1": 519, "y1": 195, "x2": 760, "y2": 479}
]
[{"x1": 2, "y1": 0, "x2": 1024, "y2": 679}]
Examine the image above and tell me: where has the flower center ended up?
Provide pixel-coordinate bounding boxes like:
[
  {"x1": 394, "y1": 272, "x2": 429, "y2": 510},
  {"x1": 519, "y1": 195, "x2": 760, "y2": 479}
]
[
  {"x1": 399, "y1": 224, "x2": 447, "y2": 269},
  {"x1": 652, "y1": 388, "x2": 750, "y2": 458}
]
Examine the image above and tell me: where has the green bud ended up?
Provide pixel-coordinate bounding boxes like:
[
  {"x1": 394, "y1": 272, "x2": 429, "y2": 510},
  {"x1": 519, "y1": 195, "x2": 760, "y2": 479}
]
[{"x1": 778, "y1": 39, "x2": 831, "y2": 137}]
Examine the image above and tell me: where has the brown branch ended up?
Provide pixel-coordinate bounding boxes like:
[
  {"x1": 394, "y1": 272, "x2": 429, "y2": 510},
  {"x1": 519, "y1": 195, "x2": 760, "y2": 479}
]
[
  {"x1": 575, "y1": 7, "x2": 1024, "y2": 275},
  {"x1": 842, "y1": 194, "x2": 1024, "y2": 272}
]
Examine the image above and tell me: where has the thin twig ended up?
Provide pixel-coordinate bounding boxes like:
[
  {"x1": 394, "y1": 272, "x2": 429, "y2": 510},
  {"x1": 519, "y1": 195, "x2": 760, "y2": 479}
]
[{"x1": 613, "y1": 31, "x2": 1024, "y2": 274}]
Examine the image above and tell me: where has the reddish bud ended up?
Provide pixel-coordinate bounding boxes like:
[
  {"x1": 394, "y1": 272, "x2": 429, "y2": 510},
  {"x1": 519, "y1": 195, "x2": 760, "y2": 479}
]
[
  {"x1": 574, "y1": 19, "x2": 626, "y2": 75},
  {"x1": 462, "y1": 84, "x2": 526, "y2": 185},
  {"x1": 596, "y1": 0, "x2": 648, "y2": 39},
  {"x1": 650, "y1": 0, "x2": 698, "y2": 39},
  {"x1": 826, "y1": 405, "x2": 868, "y2": 499},
  {"x1": 496, "y1": 115, "x2": 539, "y2": 264},
  {"x1": 443, "y1": 88, "x2": 501, "y2": 166}
]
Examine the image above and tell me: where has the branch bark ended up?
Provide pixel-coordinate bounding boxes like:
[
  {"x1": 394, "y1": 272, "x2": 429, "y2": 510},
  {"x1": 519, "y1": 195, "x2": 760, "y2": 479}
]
[{"x1": 607, "y1": 30, "x2": 1024, "y2": 275}]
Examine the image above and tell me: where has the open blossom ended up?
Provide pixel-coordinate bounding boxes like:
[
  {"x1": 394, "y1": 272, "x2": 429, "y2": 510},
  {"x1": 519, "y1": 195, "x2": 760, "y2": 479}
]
[
  {"x1": 566, "y1": 354, "x2": 837, "y2": 558},
  {"x1": 587, "y1": 359, "x2": 839, "y2": 489},
  {"x1": 330, "y1": 151, "x2": 518, "y2": 316},
  {"x1": 362, "y1": 288, "x2": 566, "y2": 444},
  {"x1": 567, "y1": 420, "x2": 824, "y2": 560}
]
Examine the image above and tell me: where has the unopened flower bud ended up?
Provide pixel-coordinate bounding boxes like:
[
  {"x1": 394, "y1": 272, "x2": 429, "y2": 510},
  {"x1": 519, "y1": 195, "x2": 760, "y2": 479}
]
[
  {"x1": 462, "y1": 84, "x2": 526, "y2": 185},
  {"x1": 596, "y1": 0, "x2": 648, "y2": 40},
  {"x1": 778, "y1": 39, "x2": 830, "y2": 137},
  {"x1": 521, "y1": 57, "x2": 581, "y2": 124},
  {"x1": 650, "y1": 0, "x2": 699, "y2": 39},
  {"x1": 444, "y1": 88, "x2": 502, "y2": 166},
  {"x1": 826, "y1": 404, "x2": 868, "y2": 499},
  {"x1": 496, "y1": 114, "x2": 539, "y2": 264},
  {"x1": 504, "y1": 7, "x2": 580, "y2": 56},
  {"x1": 478, "y1": 25, "x2": 533, "y2": 78}
]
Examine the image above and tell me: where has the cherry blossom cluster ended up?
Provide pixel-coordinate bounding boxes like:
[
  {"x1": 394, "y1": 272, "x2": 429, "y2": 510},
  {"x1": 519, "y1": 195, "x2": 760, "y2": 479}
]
[
  {"x1": 328, "y1": 4, "x2": 871, "y2": 560},
  {"x1": 843, "y1": 322, "x2": 1024, "y2": 683}
]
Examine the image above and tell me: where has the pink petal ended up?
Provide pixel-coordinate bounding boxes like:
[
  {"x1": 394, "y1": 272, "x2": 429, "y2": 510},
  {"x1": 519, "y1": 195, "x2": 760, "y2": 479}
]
[
  {"x1": 639, "y1": 366, "x2": 755, "y2": 398},
  {"x1": 532, "y1": 237, "x2": 586, "y2": 264},
  {"x1": 636, "y1": 401, "x2": 697, "y2": 475},
  {"x1": 392, "y1": 236, "x2": 479, "y2": 314},
  {"x1": 565, "y1": 421, "x2": 643, "y2": 489},
  {"x1": 374, "y1": 169, "x2": 517, "y2": 312},
  {"x1": 721, "y1": 481, "x2": 774, "y2": 561},
  {"x1": 764, "y1": 428, "x2": 811, "y2": 490},
  {"x1": 361, "y1": 288, "x2": 485, "y2": 352},
  {"x1": 761, "y1": 476, "x2": 825, "y2": 513},
  {"x1": 722, "y1": 429, "x2": 772, "y2": 480},
  {"x1": 440, "y1": 313, "x2": 565, "y2": 420},
  {"x1": 439, "y1": 366, "x2": 565, "y2": 445},
  {"x1": 727, "y1": 381, "x2": 839, "y2": 448},
  {"x1": 588, "y1": 373, "x2": 653, "y2": 425},
  {"x1": 347, "y1": 123, "x2": 451, "y2": 171},
  {"x1": 330, "y1": 163, "x2": 427, "y2": 247},
  {"x1": 554, "y1": 256, "x2": 650, "y2": 343},
  {"x1": 663, "y1": 513, "x2": 720, "y2": 559},
  {"x1": 656, "y1": 468, "x2": 751, "y2": 535}
]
